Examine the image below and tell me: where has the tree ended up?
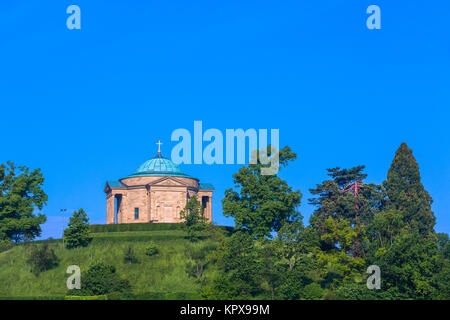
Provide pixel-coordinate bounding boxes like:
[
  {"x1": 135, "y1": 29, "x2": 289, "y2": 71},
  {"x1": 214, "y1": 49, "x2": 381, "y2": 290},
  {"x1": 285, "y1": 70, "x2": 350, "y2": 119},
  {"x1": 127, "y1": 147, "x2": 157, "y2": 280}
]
[
  {"x1": 222, "y1": 146, "x2": 302, "y2": 239},
  {"x1": 206, "y1": 224, "x2": 321, "y2": 300},
  {"x1": 432, "y1": 233, "x2": 450, "y2": 299},
  {"x1": 275, "y1": 221, "x2": 318, "y2": 271},
  {"x1": 361, "y1": 143, "x2": 442, "y2": 299},
  {"x1": 309, "y1": 166, "x2": 383, "y2": 256},
  {"x1": 0, "y1": 161, "x2": 47, "y2": 242},
  {"x1": 370, "y1": 232, "x2": 439, "y2": 298},
  {"x1": 180, "y1": 195, "x2": 208, "y2": 242},
  {"x1": 367, "y1": 208, "x2": 405, "y2": 252},
  {"x1": 204, "y1": 231, "x2": 264, "y2": 299},
  {"x1": 383, "y1": 142, "x2": 436, "y2": 237},
  {"x1": 64, "y1": 209, "x2": 92, "y2": 249},
  {"x1": 259, "y1": 239, "x2": 285, "y2": 299},
  {"x1": 185, "y1": 243, "x2": 216, "y2": 283},
  {"x1": 272, "y1": 223, "x2": 321, "y2": 299},
  {"x1": 71, "y1": 262, "x2": 131, "y2": 296},
  {"x1": 309, "y1": 166, "x2": 383, "y2": 232},
  {"x1": 301, "y1": 283, "x2": 324, "y2": 300},
  {"x1": 26, "y1": 242, "x2": 59, "y2": 276},
  {"x1": 314, "y1": 217, "x2": 367, "y2": 288}
]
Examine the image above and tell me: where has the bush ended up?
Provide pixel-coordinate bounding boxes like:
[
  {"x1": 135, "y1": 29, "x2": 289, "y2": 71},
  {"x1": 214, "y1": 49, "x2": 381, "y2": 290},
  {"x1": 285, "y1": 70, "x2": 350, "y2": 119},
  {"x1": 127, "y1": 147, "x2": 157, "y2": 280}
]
[
  {"x1": 145, "y1": 241, "x2": 159, "y2": 256},
  {"x1": 334, "y1": 283, "x2": 408, "y2": 300},
  {"x1": 301, "y1": 283, "x2": 324, "y2": 300},
  {"x1": 0, "y1": 240, "x2": 15, "y2": 254},
  {"x1": 123, "y1": 245, "x2": 139, "y2": 264},
  {"x1": 69, "y1": 262, "x2": 131, "y2": 296},
  {"x1": 26, "y1": 243, "x2": 59, "y2": 276},
  {"x1": 185, "y1": 243, "x2": 216, "y2": 281}
]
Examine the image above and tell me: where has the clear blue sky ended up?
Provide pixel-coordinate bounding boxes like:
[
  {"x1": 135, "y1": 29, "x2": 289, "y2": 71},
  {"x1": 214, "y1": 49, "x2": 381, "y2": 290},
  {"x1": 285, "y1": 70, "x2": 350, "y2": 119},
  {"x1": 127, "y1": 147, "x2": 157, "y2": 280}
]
[{"x1": 0, "y1": 1, "x2": 448, "y2": 238}]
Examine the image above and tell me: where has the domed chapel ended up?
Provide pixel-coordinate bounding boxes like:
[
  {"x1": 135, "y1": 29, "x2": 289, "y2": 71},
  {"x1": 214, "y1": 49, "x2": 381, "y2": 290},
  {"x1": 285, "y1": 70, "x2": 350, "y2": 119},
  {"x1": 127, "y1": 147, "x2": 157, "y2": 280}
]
[{"x1": 104, "y1": 142, "x2": 214, "y2": 224}]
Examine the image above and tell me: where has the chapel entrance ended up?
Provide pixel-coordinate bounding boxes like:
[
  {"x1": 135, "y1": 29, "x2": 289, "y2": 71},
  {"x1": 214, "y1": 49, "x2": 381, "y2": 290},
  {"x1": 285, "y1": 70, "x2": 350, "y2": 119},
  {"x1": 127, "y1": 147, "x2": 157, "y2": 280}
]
[{"x1": 114, "y1": 194, "x2": 122, "y2": 224}]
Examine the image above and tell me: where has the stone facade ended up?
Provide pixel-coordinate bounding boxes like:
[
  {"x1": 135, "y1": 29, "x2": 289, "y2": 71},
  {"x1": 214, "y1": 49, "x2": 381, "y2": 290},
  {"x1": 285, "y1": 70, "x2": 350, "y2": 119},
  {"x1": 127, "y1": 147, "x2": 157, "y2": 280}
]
[{"x1": 104, "y1": 153, "x2": 214, "y2": 224}]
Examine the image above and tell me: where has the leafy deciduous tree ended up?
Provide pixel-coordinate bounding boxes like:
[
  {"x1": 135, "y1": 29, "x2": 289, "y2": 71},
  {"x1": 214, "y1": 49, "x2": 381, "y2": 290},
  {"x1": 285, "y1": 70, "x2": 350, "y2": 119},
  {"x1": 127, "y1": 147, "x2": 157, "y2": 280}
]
[
  {"x1": 0, "y1": 161, "x2": 47, "y2": 242},
  {"x1": 222, "y1": 146, "x2": 302, "y2": 239},
  {"x1": 26, "y1": 242, "x2": 59, "y2": 276}
]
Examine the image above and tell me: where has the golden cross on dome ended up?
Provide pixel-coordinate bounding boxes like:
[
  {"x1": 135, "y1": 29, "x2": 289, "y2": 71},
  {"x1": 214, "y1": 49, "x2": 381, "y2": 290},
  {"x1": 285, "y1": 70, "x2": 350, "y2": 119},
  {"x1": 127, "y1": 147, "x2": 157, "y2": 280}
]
[{"x1": 156, "y1": 140, "x2": 163, "y2": 154}]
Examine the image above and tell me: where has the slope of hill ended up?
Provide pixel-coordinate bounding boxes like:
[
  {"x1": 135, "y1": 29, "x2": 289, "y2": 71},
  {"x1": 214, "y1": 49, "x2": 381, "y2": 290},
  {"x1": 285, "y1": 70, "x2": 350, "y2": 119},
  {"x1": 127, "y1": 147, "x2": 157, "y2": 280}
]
[{"x1": 0, "y1": 226, "x2": 221, "y2": 299}]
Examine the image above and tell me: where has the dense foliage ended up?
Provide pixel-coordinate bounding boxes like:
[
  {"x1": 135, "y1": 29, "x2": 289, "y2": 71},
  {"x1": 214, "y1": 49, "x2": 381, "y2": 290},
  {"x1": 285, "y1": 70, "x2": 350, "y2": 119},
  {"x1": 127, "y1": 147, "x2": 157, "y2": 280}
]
[
  {"x1": 26, "y1": 242, "x2": 59, "y2": 276},
  {"x1": 222, "y1": 146, "x2": 302, "y2": 239},
  {"x1": 0, "y1": 162, "x2": 47, "y2": 243},
  {"x1": 202, "y1": 143, "x2": 449, "y2": 300},
  {"x1": 69, "y1": 262, "x2": 131, "y2": 296},
  {"x1": 64, "y1": 209, "x2": 92, "y2": 249},
  {"x1": 180, "y1": 195, "x2": 209, "y2": 241},
  {"x1": 1, "y1": 143, "x2": 448, "y2": 300}
]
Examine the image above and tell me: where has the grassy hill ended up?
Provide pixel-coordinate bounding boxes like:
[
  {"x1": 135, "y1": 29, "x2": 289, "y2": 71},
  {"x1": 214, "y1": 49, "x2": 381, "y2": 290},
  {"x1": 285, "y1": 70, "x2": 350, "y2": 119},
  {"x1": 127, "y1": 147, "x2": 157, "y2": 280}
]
[{"x1": 0, "y1": 224, "x2": 224, "y2": 299}]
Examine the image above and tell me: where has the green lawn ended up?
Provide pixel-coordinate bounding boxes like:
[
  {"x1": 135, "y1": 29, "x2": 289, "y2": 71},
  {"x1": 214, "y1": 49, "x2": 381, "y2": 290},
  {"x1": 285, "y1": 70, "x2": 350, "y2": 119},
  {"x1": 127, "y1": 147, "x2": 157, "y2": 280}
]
[{"x1": 0, "y1": 230, "x2": 218, "y2": 299}]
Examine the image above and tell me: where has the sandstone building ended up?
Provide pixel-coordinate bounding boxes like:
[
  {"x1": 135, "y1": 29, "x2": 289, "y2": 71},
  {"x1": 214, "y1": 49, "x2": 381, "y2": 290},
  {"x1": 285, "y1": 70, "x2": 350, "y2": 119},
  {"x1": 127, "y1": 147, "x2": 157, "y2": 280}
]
[{"x1": 104, "y1": 146, "x2": 214, "y2": 224}]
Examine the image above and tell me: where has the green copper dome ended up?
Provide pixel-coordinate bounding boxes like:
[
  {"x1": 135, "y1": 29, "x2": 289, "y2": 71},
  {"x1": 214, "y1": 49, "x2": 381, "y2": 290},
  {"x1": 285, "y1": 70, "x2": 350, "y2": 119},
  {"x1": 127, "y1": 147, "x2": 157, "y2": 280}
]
[{"x1": 128, "y1": 153, "x2": 194, "y2": 178}]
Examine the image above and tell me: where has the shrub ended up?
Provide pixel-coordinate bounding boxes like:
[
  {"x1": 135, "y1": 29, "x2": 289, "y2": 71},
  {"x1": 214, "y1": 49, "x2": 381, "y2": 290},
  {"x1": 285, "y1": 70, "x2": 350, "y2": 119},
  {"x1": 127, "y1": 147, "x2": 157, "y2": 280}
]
[
  {"x1": 301, "y1": 283, "x2": 324, "y2": 300},
  {"x1": 69, "y1": 262, "x2": 131, "y2": 296},
  {"x1": 145, "y1": 241, "x2": 159, "y2": 257},
  {"x1": 0, "y1": 240, "x2": 15, "y2": 254},
  {"x1": 185, "y1": 243, "x2": 216, "y2": 281},
  {"x1": 123, "y1": 245, "x2": 139, "y2": 264},
  {"x1": 26, "y1": 242, "x2": 59, "y2": 276}
]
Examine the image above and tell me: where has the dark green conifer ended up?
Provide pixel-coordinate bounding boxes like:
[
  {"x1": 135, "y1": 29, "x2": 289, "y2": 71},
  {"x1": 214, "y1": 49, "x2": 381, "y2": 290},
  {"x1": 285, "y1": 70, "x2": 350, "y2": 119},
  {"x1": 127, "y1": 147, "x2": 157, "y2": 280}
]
[
  {"x1": 383, "y1": 143, "x2": 435, "y2": 237},
  {"x1": 64, "y1": 209, "x2": 92, "y2": 249}
]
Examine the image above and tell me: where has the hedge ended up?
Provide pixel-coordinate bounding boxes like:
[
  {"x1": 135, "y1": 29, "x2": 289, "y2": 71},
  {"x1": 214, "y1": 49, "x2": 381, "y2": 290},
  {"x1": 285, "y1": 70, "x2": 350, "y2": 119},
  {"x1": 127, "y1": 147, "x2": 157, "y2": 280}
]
[
  {"x1": 0, "y1": 293, "x2": 201, "y2": 300},
  {"x1": 90, "y1": 223, "x2": 235, "y2": 235},
  {"x1": 91, "y1": 233, "x2": 186, "y2": 243},
  {"x1": 65, "y1": 295, "x2": 108, "y2": 300},
  {"x1": 117, "y1": 292, "x2": 202, "y2": 300},
  {"x1": 90, "y1": 223, "x2": 182, "y2": 233},
  {"x1": 0, "y1": 296, "x2": 65, "y2": 300}
]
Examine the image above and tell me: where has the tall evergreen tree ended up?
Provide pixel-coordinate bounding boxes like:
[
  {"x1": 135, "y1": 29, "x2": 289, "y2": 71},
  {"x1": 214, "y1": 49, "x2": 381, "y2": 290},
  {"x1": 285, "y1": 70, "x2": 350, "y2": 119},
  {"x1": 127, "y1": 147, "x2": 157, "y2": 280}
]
[
  {"x1": 64, "y1": 208, "x2": 92, "y2": 249},
  {"x1": 383, "y1": 142, "x2": 435, "y2": 237}
]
